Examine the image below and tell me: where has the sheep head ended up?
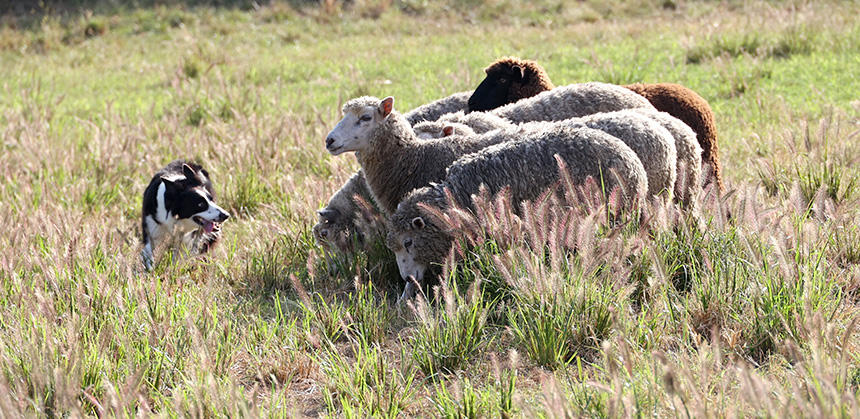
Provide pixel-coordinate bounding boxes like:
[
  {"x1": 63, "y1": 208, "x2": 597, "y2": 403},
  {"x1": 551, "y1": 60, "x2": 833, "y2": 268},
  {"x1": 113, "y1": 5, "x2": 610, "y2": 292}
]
[
  {"x1": 325, "y1": 96, "x2": 394, "y2": 155},
  {"x1": 387, "y1": 187, "x2": 453, "y2": 289},
  {"x1": 413, "y1": 120, "x2": 476, "y2": 139},
  {"x1": 467, "y1": 57, "x2": 554, "y2": 112}
]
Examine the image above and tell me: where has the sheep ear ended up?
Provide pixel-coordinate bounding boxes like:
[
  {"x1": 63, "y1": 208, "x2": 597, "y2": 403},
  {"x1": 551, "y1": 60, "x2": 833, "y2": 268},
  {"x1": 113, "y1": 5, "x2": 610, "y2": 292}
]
[
  {"x1": 411, "y1": 216, "x2": 425, "y2": 229},
  {"x1": 318, "y1": 207, "x2": 339, "y2": 221},
  {"x1": 379, "y1": 96, "x2": 394, "y2": 118},
  {"x1": 512, "y1": 65, "x2": 526, "y2": 82},
  {"x1": 442, "y1": 125, "x2": 455, "y2": 137}
]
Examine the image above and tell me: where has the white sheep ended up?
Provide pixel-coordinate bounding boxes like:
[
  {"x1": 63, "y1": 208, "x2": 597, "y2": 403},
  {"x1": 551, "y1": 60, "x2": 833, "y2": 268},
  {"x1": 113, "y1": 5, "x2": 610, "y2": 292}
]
[
  {"x1": 418, "y1": 110, "x2": 678, "y2": 201},
  {"x1": 388, "y1": 125, "x2": 648, "y2": 301},
  {"x1": 631, "y1": 108, "x2": 702, "y2": 209},
  {"x1": 315, "y1": 93, "x2": 471, "y2": 255},
  {"x1": 324, "y1": 96, "x2": 528, "y2": 216}
]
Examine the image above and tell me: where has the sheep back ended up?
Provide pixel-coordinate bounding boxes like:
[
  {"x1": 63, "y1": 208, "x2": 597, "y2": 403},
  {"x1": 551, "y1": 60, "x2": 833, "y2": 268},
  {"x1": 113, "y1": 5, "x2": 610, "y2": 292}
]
[
  {"x1": 414, "y1": 109, "x2": 676, "y2": 201},
  {"x1": 577, "y1": 110, "x2": 677, "y2": 200},
  {"x1": 625, "y1": 82, "x2": 722, "y2": 191},
  {"x1": 442, "y1": 125, "x2": 648, "y2": 211},
  {"x1": 491, "y1": 82, "x2": 654, "y2": 124},
  {"x1": 404, "y1": 91, "x2": 473, "y2": 125},
  {"x1": 437, "y1": 110, "x2": 514, "y2": 134}
]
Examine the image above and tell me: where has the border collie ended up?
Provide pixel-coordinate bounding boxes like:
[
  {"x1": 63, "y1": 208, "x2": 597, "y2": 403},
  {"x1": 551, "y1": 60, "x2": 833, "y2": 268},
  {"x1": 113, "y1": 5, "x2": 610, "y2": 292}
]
[{"x1": 141, "y1": 160, "x2": 230, "y2": 270}]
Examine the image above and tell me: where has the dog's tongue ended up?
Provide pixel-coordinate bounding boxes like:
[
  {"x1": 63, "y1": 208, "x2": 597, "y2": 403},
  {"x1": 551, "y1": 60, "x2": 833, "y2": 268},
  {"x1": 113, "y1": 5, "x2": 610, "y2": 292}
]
[{"x1": 202, "y1": 221, "x2": 215, "y2": 233}]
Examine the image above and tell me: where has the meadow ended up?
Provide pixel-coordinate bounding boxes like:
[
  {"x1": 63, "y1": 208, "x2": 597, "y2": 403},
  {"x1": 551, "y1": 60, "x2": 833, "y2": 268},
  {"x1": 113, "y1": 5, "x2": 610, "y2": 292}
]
[{"x1": 0, "y1": 0, "x2": 858, "y2": 416}]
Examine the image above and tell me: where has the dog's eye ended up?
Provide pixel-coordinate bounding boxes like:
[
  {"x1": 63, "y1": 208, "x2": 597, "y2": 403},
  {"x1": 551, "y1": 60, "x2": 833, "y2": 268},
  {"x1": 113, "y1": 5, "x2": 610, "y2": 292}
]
[
  {"x1": 498, "y1": 77, "x2": 508, "y2": 83},
  {"x1": 198, "y1": 202, "x2": 206, "y2": 208}
]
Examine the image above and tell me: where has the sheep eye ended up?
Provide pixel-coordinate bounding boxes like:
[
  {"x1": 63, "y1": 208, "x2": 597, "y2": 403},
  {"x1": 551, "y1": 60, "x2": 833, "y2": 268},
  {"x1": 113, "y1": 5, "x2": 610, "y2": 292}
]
[
  {"x1": 359, "y1": 115, "x2": 372, "y2": 122},
  {"x1": 403, "y1": 239, "x2": 413, "y2": 249}
]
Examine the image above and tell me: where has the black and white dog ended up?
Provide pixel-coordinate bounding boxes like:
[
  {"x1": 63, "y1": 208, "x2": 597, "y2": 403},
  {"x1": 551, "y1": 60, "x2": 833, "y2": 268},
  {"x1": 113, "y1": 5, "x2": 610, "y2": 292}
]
[{"x1": 141, "y1": 160, "x2": 230, "y2": 270}]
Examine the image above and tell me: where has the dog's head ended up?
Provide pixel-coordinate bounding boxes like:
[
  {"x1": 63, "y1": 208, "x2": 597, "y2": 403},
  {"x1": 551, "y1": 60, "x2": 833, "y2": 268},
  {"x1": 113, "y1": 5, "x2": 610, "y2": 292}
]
[{"x1": 162, "y1": 164, "x2": 230, "y2": 233}]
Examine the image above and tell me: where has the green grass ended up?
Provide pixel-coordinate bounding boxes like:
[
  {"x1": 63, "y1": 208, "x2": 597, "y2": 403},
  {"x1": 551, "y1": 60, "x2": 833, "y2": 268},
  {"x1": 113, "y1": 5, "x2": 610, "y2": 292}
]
[
  {"x1": 507, "y1": 272, "x2": 615, "y2": 370},
  {"x1": 0, "y1": 0, "x2": 858, "y2": 416},
  {"x1": 409, "y1": 280, "x2": 491, "y2": 377}
]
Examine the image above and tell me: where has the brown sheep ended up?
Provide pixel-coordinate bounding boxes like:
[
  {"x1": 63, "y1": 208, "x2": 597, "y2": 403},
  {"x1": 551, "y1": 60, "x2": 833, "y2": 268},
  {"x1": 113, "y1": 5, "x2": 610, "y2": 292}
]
[{"x1": 467, "y1": 57, "x2": 723, "y2": 191}]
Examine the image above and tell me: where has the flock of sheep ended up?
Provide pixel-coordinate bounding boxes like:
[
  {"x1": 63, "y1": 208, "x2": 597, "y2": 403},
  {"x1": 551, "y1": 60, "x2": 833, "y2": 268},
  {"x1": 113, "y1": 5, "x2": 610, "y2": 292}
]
[{"x1": 314, "y1": 57, "x2": 722, "y2": 302}]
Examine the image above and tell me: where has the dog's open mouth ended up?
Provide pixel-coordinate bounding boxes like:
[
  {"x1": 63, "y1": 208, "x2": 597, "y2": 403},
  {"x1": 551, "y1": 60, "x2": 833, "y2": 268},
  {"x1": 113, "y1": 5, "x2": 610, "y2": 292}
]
[{"x1": 193, "y1": 216, "x2": 216, "y2": 233}]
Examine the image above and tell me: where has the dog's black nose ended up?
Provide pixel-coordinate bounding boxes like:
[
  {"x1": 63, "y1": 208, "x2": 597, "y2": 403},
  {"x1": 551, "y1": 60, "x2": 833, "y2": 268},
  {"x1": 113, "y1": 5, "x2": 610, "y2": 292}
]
[
  {"x1": 218, "y1": 212, "x2": 230, "y2": 222},
  {"x1": 319, "y1": 228, "x2": 328, "y2": 238},
  {"x1": 325, "y1": 137, "x2": 335, "y2": 148}
]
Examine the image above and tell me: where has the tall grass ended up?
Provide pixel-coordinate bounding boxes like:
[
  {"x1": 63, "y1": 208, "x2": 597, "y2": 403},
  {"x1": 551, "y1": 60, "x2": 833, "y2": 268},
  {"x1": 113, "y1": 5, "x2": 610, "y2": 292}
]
[{"x1": 408, "y1": 280, "x2": 491, "y2": 377}]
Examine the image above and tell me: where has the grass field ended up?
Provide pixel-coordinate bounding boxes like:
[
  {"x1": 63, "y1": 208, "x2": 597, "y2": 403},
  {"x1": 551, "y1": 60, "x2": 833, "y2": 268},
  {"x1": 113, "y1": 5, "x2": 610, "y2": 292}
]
[{"x1": 1, "y1": 0, "x2": 859, "y2": 416}]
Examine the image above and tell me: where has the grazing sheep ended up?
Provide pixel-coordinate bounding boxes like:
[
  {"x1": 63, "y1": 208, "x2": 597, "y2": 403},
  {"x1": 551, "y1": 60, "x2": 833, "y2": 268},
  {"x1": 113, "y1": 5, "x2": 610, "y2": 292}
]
[
  {"x1": 314, "y1": 92, "x2": 471, "y2": 254},
  {"x1": 403, "y1": 91, "x2": 472, "y2": 125},
  {"x1": 313, "y1": 170, "x2": 380, "y2": 253},
  {"x1": 491, "y1": 82, "x2": 655, "y2": 124},
  {"x1": 324, "y1": 96, "x2": 533, "y2": 216},
  {"x1": 467, "y1": 56, "x2": 724, "y2": 191},
  {"x1": 388, "y1": 126, "x2": 648, "y2": 300},
  {"x1": 417, "y1": 110, "x2": 678, "y2": 200}
]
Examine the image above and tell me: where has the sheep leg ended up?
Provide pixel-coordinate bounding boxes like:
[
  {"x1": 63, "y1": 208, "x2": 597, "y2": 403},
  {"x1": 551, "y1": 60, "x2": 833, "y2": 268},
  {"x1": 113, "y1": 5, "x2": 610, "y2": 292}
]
[{"x1": 396, "y1": 276, "x2": 420, "y2": 307}]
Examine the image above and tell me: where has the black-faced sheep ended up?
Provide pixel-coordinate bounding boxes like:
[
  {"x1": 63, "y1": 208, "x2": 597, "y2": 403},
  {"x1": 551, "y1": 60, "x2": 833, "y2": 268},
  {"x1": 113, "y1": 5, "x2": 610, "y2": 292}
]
[
  {"x1": 467, "y1": 57, "x2": 724, "y2": 191},
  {"x1": 387, "y1": 126, "x2": 648, "y2": 300}
]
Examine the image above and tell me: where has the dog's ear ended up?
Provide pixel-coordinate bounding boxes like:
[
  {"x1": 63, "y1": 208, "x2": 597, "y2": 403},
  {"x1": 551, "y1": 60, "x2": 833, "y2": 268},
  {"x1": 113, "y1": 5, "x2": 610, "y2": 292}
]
[
  {"x1": 182, "y1": 164, "x2": 198, "y2": 181},
  {"x1": 161, "y1": 177, "x2": 179, "y2": 191}
]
